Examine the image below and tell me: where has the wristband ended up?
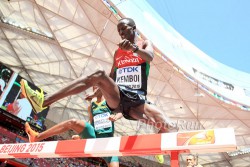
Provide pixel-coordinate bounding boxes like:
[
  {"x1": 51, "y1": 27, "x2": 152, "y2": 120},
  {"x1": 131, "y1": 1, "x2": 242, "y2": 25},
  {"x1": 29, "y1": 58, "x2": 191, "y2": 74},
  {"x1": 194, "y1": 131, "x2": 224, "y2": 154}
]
[{"x1": 133, "y1": 44, "x2": 139, "y2": 53}]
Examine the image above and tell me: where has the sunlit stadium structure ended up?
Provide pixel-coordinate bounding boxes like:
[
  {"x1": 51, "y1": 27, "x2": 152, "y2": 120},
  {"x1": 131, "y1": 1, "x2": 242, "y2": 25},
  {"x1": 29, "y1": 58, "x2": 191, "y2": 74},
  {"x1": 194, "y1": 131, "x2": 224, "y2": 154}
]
[{"x1": 0, "y1": 0, "x2": 250, "y2": 166}]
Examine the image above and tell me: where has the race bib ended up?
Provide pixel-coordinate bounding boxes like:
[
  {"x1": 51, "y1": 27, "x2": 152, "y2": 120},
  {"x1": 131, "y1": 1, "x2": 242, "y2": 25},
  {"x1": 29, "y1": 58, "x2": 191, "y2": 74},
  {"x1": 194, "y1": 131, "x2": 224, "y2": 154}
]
[
  {"x1": 116, "y1": 66, "x2": 141, "y2": 89},
  {"x1": 93, "y1": 112, "x2": 112, "y2": 130}
]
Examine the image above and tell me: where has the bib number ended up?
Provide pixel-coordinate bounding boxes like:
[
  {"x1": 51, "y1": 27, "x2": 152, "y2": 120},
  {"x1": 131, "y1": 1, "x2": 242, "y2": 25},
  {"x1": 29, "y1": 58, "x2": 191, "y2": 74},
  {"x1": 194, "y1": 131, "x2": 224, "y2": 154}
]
[
  {"x1": 93, "y1": 112, "x2": 112, "y2": 130},
  {"x1": 116, "y1": 66, "x2": 141, "y2": 89}
]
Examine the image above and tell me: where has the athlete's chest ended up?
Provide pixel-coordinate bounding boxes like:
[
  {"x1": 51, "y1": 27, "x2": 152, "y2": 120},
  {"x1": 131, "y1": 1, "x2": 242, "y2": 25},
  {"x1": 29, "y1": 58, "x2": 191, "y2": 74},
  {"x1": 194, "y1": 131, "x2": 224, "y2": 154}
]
[{"x1": 115, "y1": 51, "x2": 145, "y2": 68}]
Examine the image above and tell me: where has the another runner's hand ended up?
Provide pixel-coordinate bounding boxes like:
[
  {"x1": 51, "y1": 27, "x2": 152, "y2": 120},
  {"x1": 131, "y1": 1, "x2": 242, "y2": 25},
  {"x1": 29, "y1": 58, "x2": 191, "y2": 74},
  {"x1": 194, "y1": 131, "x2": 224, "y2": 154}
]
[
  {"x1": 118, "y1": 39, "x2": 133, "y2": 51},
  {"x1": 109, "y1": 114, "x2": 118, "y2": 122},
  {"x1": 85, "y1": 94, "x2": 95, "y2": 101},
  {"x1": 72, "y1": 135, "x2": 80, "y2": 140}
]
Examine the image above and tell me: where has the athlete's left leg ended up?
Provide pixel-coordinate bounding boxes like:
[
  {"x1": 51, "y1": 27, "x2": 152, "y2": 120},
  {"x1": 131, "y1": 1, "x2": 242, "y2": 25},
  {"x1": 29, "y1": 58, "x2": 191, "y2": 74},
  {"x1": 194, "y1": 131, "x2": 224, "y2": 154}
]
[{"x1": 25, "y1": 119, "x2": 89, "y2": 142}]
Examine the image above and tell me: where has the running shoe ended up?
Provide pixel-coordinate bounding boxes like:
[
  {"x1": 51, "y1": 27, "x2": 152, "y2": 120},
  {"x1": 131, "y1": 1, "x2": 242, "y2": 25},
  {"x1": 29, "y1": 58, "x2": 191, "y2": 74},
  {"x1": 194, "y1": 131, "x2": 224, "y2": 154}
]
[
  {"x1": 20, "y1": 79, "x2": 47, "y2": 113},
  {"x1": 155, "y1": 154, "x2": 164, "y2": 164},
  {"x1": 25, "y1": 122, "x2": 39, "y2": 143}
]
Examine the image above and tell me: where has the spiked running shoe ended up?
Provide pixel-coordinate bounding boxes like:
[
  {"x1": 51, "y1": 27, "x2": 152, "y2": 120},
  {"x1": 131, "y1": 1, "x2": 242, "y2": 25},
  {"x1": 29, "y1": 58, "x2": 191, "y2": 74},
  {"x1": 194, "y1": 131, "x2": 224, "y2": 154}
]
[
  {"x1": 20, "y1": 79, "x2": 47, "y2": 114},
  {"x1": 155, "y1": 155, "x2": 164, "y2": 164},
  {"x1": 25, "y1": 122, "x2": 39, "y2": 143}
]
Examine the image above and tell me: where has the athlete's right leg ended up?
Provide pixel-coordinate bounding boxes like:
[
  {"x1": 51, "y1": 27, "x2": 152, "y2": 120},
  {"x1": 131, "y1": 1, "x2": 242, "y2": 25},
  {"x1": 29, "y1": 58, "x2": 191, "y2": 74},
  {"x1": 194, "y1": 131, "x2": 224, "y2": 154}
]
[
  {"x1": 21, "y1": 70, "x2": 121, "y2": 113},
  {"x1": 25, "y1": 119, "x2": 88, "y2": 142}
]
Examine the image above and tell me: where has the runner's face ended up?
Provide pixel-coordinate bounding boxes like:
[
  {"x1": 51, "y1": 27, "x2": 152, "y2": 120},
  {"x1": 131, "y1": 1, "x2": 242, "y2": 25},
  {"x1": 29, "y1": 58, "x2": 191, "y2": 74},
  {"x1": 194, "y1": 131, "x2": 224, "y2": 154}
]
[{"x1": 117, "y1": 20, "x2": 135, "y2": 42}]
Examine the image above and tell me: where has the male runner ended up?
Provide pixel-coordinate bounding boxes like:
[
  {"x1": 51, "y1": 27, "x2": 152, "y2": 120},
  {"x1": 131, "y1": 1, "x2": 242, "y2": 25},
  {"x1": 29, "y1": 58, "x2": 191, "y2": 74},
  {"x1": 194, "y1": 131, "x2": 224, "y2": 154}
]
[{"x1": 21, "y1": 17, "x2": 177, "y2": 163}]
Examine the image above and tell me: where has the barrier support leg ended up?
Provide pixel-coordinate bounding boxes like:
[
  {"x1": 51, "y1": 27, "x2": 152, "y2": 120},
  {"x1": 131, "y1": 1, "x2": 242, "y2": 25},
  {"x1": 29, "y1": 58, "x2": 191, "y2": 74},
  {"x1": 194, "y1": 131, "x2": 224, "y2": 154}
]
[{"x1": 170, "y1": 151, "x2": 180, "y2": 167}]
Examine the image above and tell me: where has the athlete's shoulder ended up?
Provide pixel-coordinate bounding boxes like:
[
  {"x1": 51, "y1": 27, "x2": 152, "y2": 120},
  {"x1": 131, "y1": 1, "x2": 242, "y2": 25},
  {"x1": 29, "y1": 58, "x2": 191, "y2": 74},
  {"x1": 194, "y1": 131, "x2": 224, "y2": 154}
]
[
  {"x1": 114, "y1": 48, "x2": 127, "y2": 61},
  {"x1": 115, "y1": 47, "x2": 125, "y2": 54},
  {"x1": 114, "y1": 48, "x2": 121, "y2": 58}
]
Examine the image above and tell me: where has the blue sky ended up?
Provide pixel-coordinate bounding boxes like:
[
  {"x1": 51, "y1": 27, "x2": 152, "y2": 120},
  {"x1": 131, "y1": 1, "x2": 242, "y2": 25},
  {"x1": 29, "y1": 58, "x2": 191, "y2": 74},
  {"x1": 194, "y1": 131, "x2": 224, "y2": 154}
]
[{"x1": 146, "y1": 0, "x2": 250, "y2": 73}]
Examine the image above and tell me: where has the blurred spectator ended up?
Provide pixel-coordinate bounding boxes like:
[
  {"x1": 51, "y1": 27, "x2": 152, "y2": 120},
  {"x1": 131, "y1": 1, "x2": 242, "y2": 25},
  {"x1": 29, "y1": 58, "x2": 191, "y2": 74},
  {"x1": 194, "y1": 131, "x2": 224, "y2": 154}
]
[{"x1": 186, "y1": 154, "x2": 203, "y2": 167}]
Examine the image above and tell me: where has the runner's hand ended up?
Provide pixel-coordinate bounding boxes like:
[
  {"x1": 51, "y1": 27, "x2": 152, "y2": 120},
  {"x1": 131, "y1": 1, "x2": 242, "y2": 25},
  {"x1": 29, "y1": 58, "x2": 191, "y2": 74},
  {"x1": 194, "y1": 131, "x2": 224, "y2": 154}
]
[
  {"x1": 118, "y1": 39, "x2": 134, "y2": 51},
  {"x1": 109, "y1": 114, "x2": 118, "y2": 122},
  {"x1": 85, "y1": 94, "x2": 95, "y2": 101},
  {"x1": 72, "y1": 135, "x2": 80, "y2": 140}
]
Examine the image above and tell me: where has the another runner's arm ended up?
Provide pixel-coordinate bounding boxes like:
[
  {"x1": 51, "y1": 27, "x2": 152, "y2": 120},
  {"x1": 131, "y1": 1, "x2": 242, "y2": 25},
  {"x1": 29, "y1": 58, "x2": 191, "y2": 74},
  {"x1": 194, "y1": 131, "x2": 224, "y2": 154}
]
[
  {"x1": 85, "y1": 88, "x2": 102, "y2": 101},
  {"x1": 87, "y1": 105, "x2": 93, "y2": 124}
]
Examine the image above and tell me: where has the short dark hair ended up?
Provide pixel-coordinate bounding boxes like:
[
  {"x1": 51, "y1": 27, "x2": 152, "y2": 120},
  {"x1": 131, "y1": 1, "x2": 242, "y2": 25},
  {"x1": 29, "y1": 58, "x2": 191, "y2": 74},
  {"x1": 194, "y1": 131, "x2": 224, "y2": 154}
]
[
  {"x1": 187, "y1": 154, "x2": 196, "y2": 160},
  {"x1": 119, "y1": 18, "x2": 136, "y2": 27}
]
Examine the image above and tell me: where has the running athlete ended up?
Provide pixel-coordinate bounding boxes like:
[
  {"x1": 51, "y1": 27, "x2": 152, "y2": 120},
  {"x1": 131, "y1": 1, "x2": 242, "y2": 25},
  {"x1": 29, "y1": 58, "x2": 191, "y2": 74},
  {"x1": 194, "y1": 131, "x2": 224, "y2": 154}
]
[
  {"x1": 25, "y1": 87, "x2": 122, "y2": 167},
  {"x1": 21, "y1": 17, "x2": 176, "y2": 138},
  {"x1": 21, "y1": 18, "x2": 175, "y2": 164}
]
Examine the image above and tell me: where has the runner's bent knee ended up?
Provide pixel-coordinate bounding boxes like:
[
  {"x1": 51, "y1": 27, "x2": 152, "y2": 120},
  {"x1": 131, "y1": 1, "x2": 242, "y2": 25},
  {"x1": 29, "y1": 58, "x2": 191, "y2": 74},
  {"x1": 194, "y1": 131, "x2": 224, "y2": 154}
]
[
  {"x1": 86, "y1": 70, "x2": 108, "y2": 83},
  {"x1": 67, "y1": 119, "x2": 78, "y2": 128},
  {"x1": 67, "y1": 119, "x2": 86, "y2": 133}
]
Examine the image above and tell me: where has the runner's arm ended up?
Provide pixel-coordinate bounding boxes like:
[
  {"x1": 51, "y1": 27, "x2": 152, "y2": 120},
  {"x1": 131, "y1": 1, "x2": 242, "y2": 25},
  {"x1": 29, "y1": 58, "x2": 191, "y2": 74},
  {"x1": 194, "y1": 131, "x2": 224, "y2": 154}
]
[
  {"x1": 118, "y1": 39, "x2": 154, "y2": 62},
  {"x1": 136, "y1": 40, "x2": 154, "y2": 62},
  {"x1": 87, "y1": 105, "x2": 93, "y2": 124}
]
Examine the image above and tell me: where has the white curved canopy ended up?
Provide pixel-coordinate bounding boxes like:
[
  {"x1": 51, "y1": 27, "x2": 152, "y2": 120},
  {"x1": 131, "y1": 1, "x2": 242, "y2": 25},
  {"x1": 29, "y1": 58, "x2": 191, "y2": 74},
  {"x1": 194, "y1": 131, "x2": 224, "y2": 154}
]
[{"x1": 0, "y1": 0, "x2": 250, "y2": 166}]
